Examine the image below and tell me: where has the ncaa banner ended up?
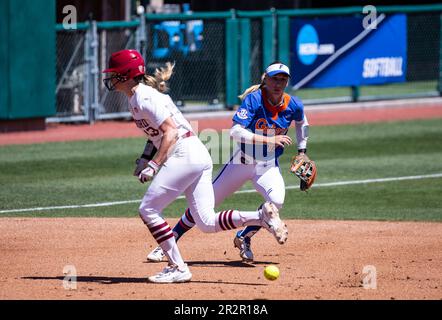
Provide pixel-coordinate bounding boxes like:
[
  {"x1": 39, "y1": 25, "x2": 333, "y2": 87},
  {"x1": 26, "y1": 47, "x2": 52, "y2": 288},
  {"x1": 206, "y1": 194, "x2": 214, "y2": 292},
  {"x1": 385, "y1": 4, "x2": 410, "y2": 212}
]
[{"x1": 290, "y1": 14, "x2": 407, "y2": 89}]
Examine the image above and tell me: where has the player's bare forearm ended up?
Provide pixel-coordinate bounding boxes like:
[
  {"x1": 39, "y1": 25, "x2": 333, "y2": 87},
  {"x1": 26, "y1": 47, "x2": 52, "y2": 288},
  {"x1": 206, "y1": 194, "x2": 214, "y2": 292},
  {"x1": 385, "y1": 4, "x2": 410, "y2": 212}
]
[{"x1": 153, "y1": 118, "x2": 178, "y2": 166}]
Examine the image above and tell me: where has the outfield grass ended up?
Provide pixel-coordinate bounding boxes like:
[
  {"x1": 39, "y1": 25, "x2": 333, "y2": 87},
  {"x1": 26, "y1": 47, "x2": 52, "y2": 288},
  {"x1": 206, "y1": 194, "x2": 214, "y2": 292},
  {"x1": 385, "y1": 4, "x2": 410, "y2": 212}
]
[
  {"x1": 292, "y1": 80, "x2": 438, "y2": 102},
  {"x1": 1, "y1": 118, "x2": 441, "y2": 221}
]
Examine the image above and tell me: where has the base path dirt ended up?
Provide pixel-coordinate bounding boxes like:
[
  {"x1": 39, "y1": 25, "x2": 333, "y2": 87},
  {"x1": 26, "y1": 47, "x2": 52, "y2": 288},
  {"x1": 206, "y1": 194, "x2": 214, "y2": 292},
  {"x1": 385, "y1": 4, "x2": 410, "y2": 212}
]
[
  {"x1": 1, "y1": 103, "x2": 442, "y2": 146},
  {"x1": 0, "y1": 218, "x2": 440, "y2": 300}
]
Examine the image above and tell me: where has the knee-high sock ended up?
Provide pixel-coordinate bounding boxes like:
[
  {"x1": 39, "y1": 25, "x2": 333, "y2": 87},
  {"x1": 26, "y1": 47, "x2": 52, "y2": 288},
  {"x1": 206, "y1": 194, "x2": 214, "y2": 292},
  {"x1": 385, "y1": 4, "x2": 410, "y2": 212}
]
[
  {"x1": 214, "y1": 210, "x2": 261, "y2": 232},
  {"x1": 238, "y1": 203, "x2": 263, "y2": 238},
  {"x1": 146, "y1": 219, "x2": 185, "y2": 267},
  {"x1": 172, "y1": 208, "x2": 195, "y2": 241}
]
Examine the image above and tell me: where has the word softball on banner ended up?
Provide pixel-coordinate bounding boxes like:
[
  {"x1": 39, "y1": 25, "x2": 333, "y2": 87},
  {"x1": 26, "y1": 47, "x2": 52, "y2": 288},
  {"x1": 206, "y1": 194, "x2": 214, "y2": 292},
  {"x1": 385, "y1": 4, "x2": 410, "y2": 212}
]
[{"x1": 290, "y1": 14, "x2": 407, "y2": 89}]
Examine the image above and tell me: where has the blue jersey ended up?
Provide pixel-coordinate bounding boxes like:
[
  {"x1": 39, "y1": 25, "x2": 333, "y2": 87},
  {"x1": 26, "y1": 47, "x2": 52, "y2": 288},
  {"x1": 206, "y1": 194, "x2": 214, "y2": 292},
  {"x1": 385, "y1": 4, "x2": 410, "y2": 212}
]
[{"x1": 232, "y1": 89, "x2": 304, "y2": 162}]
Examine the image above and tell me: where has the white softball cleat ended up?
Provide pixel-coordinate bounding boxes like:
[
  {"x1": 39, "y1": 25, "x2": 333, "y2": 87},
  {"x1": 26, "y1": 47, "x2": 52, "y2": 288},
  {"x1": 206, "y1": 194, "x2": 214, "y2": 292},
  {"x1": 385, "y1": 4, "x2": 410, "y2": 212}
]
[
  {"x1": 148, "y1": 264, "x2": 192, "y2": 283},
  {"x1": 233, "y1": 232, "x2": 254, "y2": 262},
  {"x1": 260, "y1": 202, "x2": 288, "y2": 244},
  {"x1": 147, "y1": 246, "x2": 165, "y2": 262}
]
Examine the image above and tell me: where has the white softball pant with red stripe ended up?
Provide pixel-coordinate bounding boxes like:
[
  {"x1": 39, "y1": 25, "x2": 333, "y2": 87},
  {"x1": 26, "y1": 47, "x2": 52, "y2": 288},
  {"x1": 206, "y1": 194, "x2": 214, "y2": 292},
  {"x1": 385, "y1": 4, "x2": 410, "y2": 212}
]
[{"x1": 139, "y1": 136, "x2": 262, "y2": 234}]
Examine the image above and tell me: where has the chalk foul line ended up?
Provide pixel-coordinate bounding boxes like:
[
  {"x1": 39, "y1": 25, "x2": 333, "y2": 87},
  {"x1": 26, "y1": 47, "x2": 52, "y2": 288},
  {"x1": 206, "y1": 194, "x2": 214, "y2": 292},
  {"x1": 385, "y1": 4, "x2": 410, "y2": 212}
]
[{"x1": 1, "y1": 173, "x2": 441, "y2": 214}]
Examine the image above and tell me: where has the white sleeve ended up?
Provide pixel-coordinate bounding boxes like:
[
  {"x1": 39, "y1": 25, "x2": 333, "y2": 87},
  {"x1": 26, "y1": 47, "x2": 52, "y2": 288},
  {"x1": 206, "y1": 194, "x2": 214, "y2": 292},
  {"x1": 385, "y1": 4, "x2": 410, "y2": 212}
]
[
  {"x1": 138, "y1": 94, "x2": 171, "y2": 128},
  {"x1": 230, "y1": 123, "x2": 255, "y2": 144},
  {"x1": 295, "y1": 114, "x2": 309, "y2": 150}
]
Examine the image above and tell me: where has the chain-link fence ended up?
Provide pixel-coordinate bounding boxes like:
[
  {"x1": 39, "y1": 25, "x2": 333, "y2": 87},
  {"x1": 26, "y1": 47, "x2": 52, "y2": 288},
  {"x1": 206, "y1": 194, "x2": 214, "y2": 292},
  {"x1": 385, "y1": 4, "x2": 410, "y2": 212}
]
[
  {"x1": 55, "y1": 29, "x2": 88, "y2": 122},
  {"x1": 52, "y1": 6, "x2": 442, "y2": 123},
  {"x1": 98, "y1": 27, "x2": 138, "y2": 120},
  {"x1": 144, "y1": 18, "x2": 226, "y2": 111},
  {"x1": 250, "y1": 18, "x2": 264, "y2": 85},
  {"x1": 52, "y1": 16, "x2": 228, "y2": 122}
]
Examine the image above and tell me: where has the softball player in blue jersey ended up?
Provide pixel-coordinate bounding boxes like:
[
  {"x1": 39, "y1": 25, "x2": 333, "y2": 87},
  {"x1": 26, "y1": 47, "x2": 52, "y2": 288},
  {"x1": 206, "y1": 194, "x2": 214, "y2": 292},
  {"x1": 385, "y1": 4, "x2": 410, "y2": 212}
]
[{"x1": 147, "y1": 61, "x2": 308, "y2": 262}]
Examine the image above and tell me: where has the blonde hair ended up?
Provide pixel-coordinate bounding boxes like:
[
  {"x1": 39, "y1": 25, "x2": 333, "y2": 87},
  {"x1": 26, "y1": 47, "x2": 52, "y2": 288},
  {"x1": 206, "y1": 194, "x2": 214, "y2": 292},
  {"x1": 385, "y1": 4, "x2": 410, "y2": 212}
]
[
  {"x1": 138, "y1": 62, "x2": 175, "y2": 93},
  {"x1": 239, "y1": 60, "x2": 289, "y2": 101},
  {"x1": 238, "y1": 72, "x2": 266, "y2": 101}
]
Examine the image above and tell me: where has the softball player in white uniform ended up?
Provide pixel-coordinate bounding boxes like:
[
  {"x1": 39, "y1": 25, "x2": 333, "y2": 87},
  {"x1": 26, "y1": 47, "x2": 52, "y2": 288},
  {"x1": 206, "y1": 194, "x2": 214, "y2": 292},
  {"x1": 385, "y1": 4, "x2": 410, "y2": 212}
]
[
  {"x1": 102, "y1": 50, "x2": 288, "y2": 283},
  {"x1": 147, "y1": 61, "x2": 309, "y2": 263}
]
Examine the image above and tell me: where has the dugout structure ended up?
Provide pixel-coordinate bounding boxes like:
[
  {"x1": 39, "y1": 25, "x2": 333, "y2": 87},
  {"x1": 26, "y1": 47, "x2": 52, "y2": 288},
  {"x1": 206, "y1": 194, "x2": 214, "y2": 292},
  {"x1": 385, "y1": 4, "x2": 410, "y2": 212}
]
[{"x1": 0, "y1": 0, "x2": 56, "y2": 132}]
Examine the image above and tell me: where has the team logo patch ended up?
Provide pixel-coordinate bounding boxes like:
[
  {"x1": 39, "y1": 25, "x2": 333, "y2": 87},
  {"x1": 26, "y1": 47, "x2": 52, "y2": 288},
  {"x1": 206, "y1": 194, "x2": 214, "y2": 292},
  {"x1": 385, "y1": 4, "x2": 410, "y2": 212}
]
[{"x1": 236, "y1": 108, "x2": 248, "y2": 120}]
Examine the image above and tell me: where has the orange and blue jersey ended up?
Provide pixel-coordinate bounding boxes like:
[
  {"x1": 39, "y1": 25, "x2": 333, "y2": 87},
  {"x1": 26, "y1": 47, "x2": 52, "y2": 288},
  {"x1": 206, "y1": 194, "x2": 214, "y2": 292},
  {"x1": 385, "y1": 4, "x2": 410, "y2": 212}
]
[{"x1": 232, "y1": 89, "x2": 304, "y2": 161}]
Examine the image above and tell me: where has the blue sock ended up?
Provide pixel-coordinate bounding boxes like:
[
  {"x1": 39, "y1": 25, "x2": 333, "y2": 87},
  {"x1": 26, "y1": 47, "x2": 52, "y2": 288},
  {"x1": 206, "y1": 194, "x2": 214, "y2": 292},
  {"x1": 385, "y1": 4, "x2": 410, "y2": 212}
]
[
  {"x1": 238, "y1": 225, "x2": 261, "y2": 239},
  {"x1": 172, "y1": 223, "x2": 186, "y2": 241},
  {"x1": 172, "y1": 209, "x2": 195, "y2": 241}
]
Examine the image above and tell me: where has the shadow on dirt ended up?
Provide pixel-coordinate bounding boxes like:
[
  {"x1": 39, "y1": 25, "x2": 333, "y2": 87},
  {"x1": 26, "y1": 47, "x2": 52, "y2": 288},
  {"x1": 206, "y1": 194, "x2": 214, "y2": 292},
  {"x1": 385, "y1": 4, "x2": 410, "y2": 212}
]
[
  {"x1": 185, "y1": 260, "x2": 278, "y2": 268},
  {"x1": 22, "y1": 276, "x2": 148, "y2": 284},
  {"x1": 22, "y1": 276, "x2": 267, "y2": 286}
]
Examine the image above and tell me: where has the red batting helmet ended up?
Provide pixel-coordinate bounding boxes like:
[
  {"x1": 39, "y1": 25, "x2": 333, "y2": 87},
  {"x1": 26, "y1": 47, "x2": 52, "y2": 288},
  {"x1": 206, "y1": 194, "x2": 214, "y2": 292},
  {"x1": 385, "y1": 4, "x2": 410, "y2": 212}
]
[
  {"x1": 102, "y1": 49, "x2": 145, "y2": 79},
  {"x1": 102, "y1": 49, "x2": 145, "y2": 91}
]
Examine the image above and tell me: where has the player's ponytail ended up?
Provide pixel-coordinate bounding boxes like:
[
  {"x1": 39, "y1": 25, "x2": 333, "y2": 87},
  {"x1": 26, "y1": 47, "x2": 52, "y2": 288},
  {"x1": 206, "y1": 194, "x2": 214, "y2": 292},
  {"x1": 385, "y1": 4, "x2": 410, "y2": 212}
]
[
  {"x1": 238, "y1": 72, "x2": 266, "y2": 101},
  {"x1": 137, "y1": 62, "x2": 175, "y2": 93}
]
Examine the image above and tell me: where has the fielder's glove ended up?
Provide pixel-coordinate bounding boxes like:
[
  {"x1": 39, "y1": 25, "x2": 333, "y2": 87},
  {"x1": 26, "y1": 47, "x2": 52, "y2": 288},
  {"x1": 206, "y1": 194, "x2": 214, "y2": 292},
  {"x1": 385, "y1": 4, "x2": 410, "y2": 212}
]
[
  {"x1": 289, "y1": 153, "x2": 317, "y2": 191},
  {"x1": 138, "y1": 160, "x2": 160, "y2": 183}
]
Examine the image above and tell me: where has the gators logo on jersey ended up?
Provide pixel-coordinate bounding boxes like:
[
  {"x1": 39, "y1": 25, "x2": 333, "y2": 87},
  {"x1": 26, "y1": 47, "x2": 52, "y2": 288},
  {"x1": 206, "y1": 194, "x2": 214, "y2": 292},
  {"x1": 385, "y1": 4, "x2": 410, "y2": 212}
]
[
  {"x1": 255, "y1": 118, "x2": 288, "y2": 136},
  {"x1": 236, "y1": 108, "x2": 249, "y2": 120},
  {"x1": 255, "y1": 118, "x2": 275, "y2": 131}
]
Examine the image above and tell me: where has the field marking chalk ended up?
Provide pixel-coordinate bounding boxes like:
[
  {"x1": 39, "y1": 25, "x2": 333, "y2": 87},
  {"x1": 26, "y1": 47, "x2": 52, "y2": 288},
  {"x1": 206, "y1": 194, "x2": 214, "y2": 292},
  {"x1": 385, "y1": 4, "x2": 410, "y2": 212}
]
[{"x1": 1, "y1": 173, "x2": 441, "y2": 214}]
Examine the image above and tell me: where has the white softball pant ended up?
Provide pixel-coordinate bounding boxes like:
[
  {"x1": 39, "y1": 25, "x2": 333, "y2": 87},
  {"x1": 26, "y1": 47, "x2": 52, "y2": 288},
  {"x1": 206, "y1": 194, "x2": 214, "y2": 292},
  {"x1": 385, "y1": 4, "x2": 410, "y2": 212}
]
[
  {"x1": 212, "y1": 149, "x2": 286, "y2": 209},
  {"x1": 139, "y1": 137, "x2": 260, "y2": 234}
]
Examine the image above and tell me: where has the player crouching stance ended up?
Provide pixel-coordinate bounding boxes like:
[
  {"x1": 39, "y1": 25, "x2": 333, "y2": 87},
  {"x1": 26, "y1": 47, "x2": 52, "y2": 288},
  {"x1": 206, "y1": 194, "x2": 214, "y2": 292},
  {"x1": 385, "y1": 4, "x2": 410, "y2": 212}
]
[{"x1": 103, "y1": 49, "x2": 288, "y2": 283}]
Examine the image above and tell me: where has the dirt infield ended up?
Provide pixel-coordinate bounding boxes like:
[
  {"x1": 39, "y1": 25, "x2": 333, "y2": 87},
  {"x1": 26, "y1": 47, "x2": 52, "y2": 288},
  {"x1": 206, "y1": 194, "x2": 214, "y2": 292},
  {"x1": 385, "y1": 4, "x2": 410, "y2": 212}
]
[
  {"x1": 0, "y1": 218, "x2": 440, "y2": 300},
  {"x1": 1, "y1": 100, "x2": 441, "y2": 300}
]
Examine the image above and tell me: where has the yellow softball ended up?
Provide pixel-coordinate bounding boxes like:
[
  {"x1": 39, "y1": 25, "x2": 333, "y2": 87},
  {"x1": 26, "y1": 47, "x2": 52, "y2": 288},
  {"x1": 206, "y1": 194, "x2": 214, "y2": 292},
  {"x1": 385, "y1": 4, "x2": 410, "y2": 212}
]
[{"x1": 264, "y1": 265, "x2": 280, "y2": 281}]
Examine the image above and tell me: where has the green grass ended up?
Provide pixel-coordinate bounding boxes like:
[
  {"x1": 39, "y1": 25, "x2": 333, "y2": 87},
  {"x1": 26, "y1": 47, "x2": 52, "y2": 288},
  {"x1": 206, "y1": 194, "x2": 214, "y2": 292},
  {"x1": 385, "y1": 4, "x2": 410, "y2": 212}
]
[
  {"x1": 293, "y1": 86, "x2": 351, "y2": 100},
  {"x1": 292, "y1": 80, "x2": 438, "y2": 101},
  {"x1": 1, "y1": 118, "x2": 442, "y2": 221},
  {"x1": 359, "y1": 80, "x2": 438, "y2": 97}
]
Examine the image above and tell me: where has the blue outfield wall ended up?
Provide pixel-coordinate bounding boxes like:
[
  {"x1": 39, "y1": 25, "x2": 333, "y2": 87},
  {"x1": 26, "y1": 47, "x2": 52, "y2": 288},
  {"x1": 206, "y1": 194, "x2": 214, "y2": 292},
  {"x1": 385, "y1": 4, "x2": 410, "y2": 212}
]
[{"x1": 291, "y1": 14, "x2": 407, "y2": 89}]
